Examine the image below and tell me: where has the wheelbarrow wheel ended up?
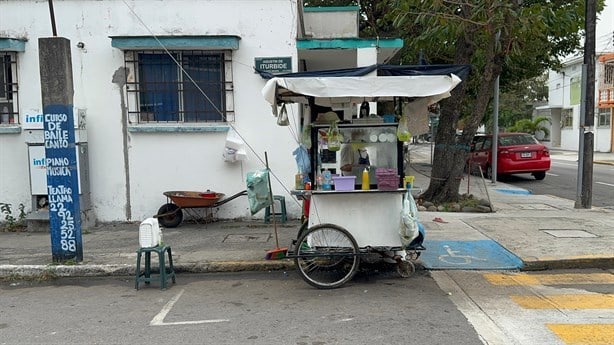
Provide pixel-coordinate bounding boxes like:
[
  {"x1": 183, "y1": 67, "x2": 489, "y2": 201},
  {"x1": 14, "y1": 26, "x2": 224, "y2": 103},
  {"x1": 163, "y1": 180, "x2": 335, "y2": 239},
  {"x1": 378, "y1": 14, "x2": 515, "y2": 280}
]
[{"x1": 157, "y1": 203, "x2": 183, "y2": 228}]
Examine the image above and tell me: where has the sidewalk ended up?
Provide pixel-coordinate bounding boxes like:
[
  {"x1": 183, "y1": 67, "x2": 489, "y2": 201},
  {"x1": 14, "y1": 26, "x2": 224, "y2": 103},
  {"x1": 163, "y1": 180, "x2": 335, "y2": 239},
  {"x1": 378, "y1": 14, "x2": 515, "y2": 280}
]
[{"x1": 1, "y1": 145, "x2": 613, "y2": 279}]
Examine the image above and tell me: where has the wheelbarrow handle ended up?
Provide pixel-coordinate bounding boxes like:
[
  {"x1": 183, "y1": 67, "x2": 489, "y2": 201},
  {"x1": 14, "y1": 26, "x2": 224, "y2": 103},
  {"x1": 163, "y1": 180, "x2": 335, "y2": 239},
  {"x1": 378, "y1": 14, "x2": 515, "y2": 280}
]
[{"x1": 212, "y1": 190, "x2": 247, "y2": 207}]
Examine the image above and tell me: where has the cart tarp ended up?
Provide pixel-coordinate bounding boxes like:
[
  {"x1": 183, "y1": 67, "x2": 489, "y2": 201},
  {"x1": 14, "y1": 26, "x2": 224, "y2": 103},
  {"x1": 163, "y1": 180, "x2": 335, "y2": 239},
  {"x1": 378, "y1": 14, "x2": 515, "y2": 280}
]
[{"x1": 261, "y1": 64, "x2": 470, "y2": 110}]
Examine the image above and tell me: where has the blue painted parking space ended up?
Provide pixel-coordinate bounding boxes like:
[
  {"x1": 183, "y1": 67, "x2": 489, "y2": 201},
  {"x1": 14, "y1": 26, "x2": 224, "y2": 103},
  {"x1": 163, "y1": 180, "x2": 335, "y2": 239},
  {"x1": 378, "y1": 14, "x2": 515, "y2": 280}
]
[{"x1": 420, "y1": 240, "x2": 523, "y2": 270}]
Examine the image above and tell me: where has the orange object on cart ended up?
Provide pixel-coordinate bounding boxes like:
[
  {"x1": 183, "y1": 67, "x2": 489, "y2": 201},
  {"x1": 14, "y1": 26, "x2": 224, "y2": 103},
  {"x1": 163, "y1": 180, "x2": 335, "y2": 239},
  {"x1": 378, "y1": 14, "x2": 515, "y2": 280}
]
[{"x1": 303, "y1": 182, "x2": 311, "y2": 219}]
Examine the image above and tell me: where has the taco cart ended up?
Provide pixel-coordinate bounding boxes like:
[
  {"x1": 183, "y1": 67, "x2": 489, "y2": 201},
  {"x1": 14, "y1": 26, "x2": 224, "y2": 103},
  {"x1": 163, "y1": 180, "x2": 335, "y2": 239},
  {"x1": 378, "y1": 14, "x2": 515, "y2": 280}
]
[{"x1": 261, "y1": 64, "x2": 468, "y2": 288}]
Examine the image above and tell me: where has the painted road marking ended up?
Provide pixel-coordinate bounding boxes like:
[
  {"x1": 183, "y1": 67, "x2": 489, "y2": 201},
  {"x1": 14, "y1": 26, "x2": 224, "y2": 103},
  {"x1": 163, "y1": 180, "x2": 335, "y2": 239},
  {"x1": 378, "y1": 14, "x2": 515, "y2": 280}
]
[
  {"x1": 596, "y1": 181, "x2": 614, "y2": 187},
  {"x1": 150, "y1": 289, "x2": 230, "y2": 326},
  {"x1": 547, "y1": 324, "x2": 614, "y2": 345},
  {"x1": 511, "y1": 294, "x2": 614, "y2": 309},
  {"x1": 421, "y1": 240, "x2": 523, "y2": 270},
  {"x1": 483, "y1": 272, "x2": 614, "y2": 286},
  {"x1": 546, "y1": 172, "x2": 559, "y2": 176}
]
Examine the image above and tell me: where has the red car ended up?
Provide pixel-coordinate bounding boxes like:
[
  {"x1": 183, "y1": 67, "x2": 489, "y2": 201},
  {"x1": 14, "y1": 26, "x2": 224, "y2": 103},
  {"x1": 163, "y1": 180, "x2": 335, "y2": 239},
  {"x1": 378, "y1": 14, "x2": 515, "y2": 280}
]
[{"x1": 467, "y1": 133, "x2": 551, "y2": 180}]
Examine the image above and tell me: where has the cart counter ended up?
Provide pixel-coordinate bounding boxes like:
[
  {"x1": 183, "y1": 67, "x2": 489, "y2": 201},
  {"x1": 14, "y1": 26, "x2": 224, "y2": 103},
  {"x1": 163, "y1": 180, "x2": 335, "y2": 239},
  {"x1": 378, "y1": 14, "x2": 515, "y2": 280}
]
[{"x1": 296, "y1": 189, "x2": 408, "y2": 248}]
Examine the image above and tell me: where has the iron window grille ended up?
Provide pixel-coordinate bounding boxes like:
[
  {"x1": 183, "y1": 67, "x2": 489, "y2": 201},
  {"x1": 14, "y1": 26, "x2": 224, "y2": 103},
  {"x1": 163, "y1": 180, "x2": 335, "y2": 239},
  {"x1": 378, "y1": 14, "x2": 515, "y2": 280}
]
[
  {"x1": 0, "y1": 52, "x2": 18, "y2": 125},
  {"x1": 597, "y1": 107, "x2": 611, "y2": 127},
  {"x1": 124, "y1": 50, "x2": 234, "y2": 124},
  {"x1": 561, "y1": 109, "x2": 573, "y2": 128}
]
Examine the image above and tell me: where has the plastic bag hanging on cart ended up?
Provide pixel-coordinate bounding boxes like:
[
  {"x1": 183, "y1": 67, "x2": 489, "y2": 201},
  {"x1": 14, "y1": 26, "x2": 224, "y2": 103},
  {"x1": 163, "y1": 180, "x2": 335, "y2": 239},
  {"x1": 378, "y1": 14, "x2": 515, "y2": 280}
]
[
  {"x1": 293, "y1": 145, "x2": 311, "y2": 175},
  {"x1": 246, "y1": 169, "x2": 272, "y2": 215},
  {"x1": 276, "y1": 104, "x2": 289, "y2": 126},
  {"x1": 399, "y1": 190, "x2": 421, "y2": 247},
  {"x1": 327, "y1": 121, "x2": 342, "y2": 151},
  {"x1": 397, "y1": 114, "x2": 411, "y2": 142}
]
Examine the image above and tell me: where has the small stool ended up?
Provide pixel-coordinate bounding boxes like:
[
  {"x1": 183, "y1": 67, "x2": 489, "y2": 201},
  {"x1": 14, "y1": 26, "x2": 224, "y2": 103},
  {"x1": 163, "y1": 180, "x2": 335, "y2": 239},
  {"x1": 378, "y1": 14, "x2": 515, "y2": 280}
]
[
  {"x1": 264, "y1": 195, "x2": 287, "y2": 223},
  {"x1": 135, "y1": 245, "x2": 176, "y2": 290}
]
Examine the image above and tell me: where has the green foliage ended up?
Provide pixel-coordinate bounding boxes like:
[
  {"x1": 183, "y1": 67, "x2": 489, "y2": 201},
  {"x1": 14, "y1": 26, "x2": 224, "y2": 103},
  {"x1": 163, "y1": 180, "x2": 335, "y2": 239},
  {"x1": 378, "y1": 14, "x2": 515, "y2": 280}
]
[
  {"x1": 386, "y1": 0, "x2": 601, "y2": 202},
  {"x1": 508, "y1": 115, "x2": 551, "y2": 137},
  {"x1": 0, "y1": 202, "x2": 26, "y2": 231}
]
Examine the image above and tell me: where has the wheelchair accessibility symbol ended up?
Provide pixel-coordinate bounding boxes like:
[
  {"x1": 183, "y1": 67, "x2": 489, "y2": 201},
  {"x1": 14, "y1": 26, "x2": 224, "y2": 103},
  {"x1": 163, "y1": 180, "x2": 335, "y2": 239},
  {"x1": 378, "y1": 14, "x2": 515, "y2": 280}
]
[
  {"x1": 420, "y1": 240, "x2": 523, "y2": 270},
  {"x1": 438, "y1": 244, "x2": 487, "y2": 265}
]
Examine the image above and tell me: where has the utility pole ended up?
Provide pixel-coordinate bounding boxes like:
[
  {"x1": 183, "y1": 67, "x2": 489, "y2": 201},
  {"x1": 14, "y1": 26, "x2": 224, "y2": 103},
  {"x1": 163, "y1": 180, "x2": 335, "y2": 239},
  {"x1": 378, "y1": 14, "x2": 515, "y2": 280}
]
[{"x1": 575, "y1": 0, "x2": 596, "y2": 209}]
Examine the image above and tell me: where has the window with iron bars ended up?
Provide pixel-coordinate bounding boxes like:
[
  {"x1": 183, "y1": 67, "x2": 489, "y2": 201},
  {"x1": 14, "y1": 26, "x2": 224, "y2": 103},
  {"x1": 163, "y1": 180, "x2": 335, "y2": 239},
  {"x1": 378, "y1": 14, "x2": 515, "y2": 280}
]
[
  {"x1": 561, "y1": 108, "x2": 573, "y2": 128},
  {"x1": 598, "y1": 107, "x2": 611, "y2": 127},
  {"x1": 124, "y1": 50, "x2": 234, "y2": 123},
  {"x1": 0, "y1": 52, "x2": 18, "y2": 125}
]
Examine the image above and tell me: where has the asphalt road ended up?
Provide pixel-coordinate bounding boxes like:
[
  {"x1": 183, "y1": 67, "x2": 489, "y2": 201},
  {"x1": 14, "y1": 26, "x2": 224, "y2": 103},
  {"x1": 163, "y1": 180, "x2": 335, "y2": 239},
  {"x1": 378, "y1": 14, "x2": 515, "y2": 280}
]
[
  {"x1": 499, "y1": 158, "x2": 614, "y2": 209},
  {"x1": 0, "y1": 270, "x2": 484, "y2": 345}
]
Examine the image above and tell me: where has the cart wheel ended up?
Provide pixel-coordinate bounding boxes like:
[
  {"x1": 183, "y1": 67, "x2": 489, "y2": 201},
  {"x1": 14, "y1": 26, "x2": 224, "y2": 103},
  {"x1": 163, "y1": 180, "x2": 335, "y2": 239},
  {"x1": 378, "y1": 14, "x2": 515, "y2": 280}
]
[
  {"x1": 396, "y1": 260, "x2": 415, "y2": 278},
  {"x1": 294, "y1": 223, "x2": 360, "y2": 289},
  {"x1": 157, "y1": 203, "x2": 183, "y2": 228}
]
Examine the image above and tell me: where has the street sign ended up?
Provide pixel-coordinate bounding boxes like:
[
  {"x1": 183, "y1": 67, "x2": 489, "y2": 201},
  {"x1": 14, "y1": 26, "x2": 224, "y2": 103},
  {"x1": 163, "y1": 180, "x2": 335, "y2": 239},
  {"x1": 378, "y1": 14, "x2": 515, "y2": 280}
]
[{"x1": 255, "y1": 57, "x2": 292, "y2": 74}]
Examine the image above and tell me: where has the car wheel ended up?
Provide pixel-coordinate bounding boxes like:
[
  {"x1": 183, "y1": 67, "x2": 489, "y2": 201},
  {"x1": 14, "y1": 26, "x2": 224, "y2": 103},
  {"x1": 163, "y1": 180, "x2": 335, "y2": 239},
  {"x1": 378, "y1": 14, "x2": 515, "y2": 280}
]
[{"x1": 533, "y1": 171, "x2": 546, "y2": 180}]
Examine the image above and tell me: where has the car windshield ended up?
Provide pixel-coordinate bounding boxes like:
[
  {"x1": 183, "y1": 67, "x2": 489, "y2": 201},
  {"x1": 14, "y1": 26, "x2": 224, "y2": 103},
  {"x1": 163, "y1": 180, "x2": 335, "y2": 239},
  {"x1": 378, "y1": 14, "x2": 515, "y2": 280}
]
[{"x1": 499, "y1": 134, "x2": 538, "y2": 146}]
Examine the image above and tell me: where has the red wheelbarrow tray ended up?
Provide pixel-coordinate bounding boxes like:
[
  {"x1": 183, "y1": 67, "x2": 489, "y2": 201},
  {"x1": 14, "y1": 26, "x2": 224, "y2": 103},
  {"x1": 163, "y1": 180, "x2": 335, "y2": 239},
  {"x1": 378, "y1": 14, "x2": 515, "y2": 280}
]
[{"x1": 163, "y1": 191, "x2": 225, "y2": 208}]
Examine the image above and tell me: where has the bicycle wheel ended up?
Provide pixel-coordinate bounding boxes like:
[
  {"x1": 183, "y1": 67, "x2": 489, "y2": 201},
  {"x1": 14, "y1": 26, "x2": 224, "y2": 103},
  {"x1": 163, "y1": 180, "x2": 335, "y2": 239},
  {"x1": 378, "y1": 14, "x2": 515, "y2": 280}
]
[{"x1": 294, "y1": 223, "x2": 360, "y2": 289}]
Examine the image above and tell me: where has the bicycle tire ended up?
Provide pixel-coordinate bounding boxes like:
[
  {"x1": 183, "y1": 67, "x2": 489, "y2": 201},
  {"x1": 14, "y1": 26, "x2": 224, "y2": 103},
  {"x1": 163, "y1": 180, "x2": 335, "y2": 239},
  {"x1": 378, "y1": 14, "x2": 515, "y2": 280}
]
[{"x1": 294, "y1": 223, "x2": 359, "y2": 289}]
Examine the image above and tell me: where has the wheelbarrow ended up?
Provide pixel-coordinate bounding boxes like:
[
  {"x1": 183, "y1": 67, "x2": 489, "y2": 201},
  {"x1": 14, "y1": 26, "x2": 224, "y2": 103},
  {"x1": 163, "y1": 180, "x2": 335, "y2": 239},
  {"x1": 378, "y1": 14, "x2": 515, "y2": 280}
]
[{"x1": 155, "y1": 190, "x2": 247, "y2": 228}]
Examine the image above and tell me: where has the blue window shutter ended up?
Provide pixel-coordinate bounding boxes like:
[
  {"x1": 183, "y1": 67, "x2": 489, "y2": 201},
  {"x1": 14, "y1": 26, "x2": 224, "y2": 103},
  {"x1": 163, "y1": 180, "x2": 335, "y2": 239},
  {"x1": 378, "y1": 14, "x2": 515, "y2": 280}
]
[{"x1": 139, "y1": 54, "x2": 179, "y2": 121}]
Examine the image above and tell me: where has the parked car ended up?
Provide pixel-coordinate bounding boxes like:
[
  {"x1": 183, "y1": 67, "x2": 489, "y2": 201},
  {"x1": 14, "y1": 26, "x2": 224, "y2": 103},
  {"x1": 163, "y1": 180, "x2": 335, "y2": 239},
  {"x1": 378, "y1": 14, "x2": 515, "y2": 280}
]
[{"x1": 467, "y1": 133, "x2": 551, "y2": 180}]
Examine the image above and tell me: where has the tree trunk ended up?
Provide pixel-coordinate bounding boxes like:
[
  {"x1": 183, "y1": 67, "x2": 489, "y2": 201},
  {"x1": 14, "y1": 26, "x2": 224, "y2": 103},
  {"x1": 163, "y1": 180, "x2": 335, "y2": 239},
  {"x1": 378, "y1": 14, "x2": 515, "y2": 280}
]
[{"x1": 420, "y1": 11, "x2": 507, "y2": 203}]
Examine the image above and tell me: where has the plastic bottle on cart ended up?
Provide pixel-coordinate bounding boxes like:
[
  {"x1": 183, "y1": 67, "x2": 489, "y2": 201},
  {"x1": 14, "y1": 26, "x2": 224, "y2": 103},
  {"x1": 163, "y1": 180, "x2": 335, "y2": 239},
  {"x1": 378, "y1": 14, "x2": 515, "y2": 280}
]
[
  {"x1": 361, "y1": 167, "x2": 369, "y2": 190},
  {"x1": 316, "y1": 168, "x2": 324, "y2": 190},
  {"x1": 322, "y1": 169, "x2": 332, "y2": 190}
]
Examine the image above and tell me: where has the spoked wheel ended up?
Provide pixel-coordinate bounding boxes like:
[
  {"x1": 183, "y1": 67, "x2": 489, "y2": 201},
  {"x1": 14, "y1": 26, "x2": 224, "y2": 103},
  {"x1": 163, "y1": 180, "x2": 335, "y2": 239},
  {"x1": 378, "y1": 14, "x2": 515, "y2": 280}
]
[
  {"x1": 294, "y1": 223, "x2": 360, "y2": 289},
  {"x1": 156, "y1": 203, "x2": 183, "y2": 228},
  {"x1": 396, "y1": 260, "x2": 416, "y2": 278}
]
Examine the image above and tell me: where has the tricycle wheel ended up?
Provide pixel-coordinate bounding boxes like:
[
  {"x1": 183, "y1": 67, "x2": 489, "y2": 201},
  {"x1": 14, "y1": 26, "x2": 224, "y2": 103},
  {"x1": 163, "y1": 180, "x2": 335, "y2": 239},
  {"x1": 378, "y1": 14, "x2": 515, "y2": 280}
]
[
  {"x1": 396, "y1": 260, "x2": 415, "y2": 278},
  {"x1": 294, "y1": 223, "x2": 359, "y2": 289},
  {"x1": 157, "y1": 203, "x2": 183, "y2": 228}
]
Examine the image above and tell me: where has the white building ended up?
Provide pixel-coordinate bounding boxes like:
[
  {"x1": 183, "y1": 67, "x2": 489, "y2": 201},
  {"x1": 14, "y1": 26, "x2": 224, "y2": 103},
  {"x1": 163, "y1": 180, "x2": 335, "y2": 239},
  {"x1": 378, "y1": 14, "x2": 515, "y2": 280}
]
[
  {"x1": 0, "y1": 1, "x2": 401, "y2": 225},
  {"x1": 541, "y1": 1, "x2": 614, "y2": 153}
]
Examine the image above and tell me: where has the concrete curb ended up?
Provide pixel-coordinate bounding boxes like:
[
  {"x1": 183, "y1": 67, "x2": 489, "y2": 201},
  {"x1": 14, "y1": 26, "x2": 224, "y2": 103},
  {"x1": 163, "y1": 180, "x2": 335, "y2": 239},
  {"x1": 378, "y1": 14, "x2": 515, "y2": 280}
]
[
  {"x1": 0, "y1": 260, "x2": 297, "y2": 280},
  {"x1": 594, "y1": 160, "x2": 614, "y2": 166},
  {"x1": 521, "y1": 256, "x2": 614, "y2": 271}
]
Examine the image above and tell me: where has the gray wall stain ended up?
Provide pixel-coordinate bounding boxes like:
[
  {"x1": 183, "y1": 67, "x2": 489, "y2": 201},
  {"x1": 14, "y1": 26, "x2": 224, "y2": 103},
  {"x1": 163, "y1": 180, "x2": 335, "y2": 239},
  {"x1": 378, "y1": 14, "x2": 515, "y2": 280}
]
[{"x1": 112, "y1": 66, "x2": 131, "y2": 220}]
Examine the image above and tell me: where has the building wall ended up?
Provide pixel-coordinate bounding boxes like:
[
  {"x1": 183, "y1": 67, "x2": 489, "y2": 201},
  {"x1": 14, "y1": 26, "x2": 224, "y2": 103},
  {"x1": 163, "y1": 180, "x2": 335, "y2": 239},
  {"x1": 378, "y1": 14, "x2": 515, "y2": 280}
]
[
  {"x1": 0, "y1": 0, "x2": 302, "y2": 222},
  {"x1": 544, "y1": 0, "x2": 614, "y2": 152},
  {"x1": 548, "y1": 60, "x2": 612, "y2": 152}
]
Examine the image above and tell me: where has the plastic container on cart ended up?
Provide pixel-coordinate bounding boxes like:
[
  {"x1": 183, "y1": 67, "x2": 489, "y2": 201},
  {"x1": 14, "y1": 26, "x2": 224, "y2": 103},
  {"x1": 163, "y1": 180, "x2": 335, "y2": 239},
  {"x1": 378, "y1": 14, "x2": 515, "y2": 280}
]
[
  {"x1": 376, "y1": 168, "x2": 400, "y2": 190},
  {"x1": 332, "y1": 176, "x2": 356, "y2": 191}
]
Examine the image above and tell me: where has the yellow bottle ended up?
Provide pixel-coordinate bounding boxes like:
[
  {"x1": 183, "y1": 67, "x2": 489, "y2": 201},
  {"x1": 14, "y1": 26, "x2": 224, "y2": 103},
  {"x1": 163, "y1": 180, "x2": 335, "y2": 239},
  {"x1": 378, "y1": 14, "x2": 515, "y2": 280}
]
[{"x1": 361, "y1": 168, "x2": 369, "y2": 190}]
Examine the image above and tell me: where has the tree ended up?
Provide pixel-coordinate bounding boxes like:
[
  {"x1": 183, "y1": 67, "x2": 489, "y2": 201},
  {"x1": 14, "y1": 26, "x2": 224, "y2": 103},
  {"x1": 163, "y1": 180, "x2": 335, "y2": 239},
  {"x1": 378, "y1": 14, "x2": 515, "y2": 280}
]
[
  {"x1": 508, "y1": 116, "x2": 551, "y2": 138},
  {"x1": 389, "y1": 0, "x2": 597, "y2": 203}
]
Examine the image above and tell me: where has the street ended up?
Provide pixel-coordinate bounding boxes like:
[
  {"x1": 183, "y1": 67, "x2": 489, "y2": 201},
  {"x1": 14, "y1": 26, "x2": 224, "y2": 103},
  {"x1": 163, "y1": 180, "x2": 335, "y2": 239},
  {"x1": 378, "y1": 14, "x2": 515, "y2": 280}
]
[
  {"x1": 502, "y1": 157, "x2": 614, "y2": 209},
  {"x1": 1, "y1": 270, "x2": 483, "y2": 345},
  {"x1": 2, "y1": 269, "x2": 612, "y2": 345}
]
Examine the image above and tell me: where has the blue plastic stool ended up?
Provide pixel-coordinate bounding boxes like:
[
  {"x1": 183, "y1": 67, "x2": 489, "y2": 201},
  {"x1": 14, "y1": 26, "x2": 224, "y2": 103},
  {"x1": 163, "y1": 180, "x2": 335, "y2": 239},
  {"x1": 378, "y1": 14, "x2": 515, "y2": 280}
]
[
  {"x1": 135, "y1": 245, "x2": 176, "y2": 290},
  {"x1": 264, "y1": 195, "x2": 287, "y2": 223}
]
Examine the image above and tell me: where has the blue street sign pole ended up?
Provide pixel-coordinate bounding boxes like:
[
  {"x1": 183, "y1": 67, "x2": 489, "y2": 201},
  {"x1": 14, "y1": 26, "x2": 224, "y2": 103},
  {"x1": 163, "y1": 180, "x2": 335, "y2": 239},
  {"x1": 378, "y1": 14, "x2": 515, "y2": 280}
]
[{"x1": 44, "y1": 105, "x2": 83, "y2": 262}]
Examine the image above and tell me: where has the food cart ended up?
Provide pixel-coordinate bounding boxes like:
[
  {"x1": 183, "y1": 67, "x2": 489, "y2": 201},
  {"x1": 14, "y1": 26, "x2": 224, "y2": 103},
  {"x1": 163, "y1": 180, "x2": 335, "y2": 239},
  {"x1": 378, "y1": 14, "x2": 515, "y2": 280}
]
[{"x1": 261, "y1": 64, "x2": 468, "y2": 288}]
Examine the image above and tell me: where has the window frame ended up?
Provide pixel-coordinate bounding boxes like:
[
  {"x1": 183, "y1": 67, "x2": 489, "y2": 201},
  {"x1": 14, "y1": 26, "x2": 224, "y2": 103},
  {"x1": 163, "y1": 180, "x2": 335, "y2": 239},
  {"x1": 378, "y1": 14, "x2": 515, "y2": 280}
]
[
  {"x1": 124, "y1": 49, "x2": 234, "y2": 124},
  {"x1": 0, "y1": 52, "x2": 19, "y2": 125},
  {"x1": 597, "y1": 107, "x2": 611, "y2": 127},
  {"x1": 561, "y1": 108, "x2": 573, "y2": 128}
]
